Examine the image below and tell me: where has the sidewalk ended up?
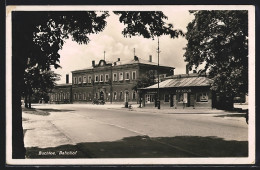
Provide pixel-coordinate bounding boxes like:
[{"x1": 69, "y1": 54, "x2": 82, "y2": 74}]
[
  {"x1": 106, "y1": 104, "x2": 247, "y2": 123},
  {"x1": 107, "y1": 104, "x2": 226, "y2": 114},
  {"x1": 32, "y1": 103, "x2": 247, "y2": 115}
]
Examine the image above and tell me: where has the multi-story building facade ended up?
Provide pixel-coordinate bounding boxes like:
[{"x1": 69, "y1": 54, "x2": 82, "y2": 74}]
[{"x1": 49, "y1": 55, "x2": 175, "y2": 104}]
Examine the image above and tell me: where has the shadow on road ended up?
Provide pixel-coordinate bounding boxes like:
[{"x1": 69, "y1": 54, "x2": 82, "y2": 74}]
[
  {"x1": 23, "y1": 108, "x2": 75, "y2": 116},
  {"x1": 25, "y1": 135, "x2": 248, "y2": 159},
  {"x1": 37, "y1": 108, "x2": 75, "y2": 112}
]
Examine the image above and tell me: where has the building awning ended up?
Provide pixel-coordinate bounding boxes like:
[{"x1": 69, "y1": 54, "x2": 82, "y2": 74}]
[{"x1": 142, "y1": 76, "x2": 213, "y2": 89}]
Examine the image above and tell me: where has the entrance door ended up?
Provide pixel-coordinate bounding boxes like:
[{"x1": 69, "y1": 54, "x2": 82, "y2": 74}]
[
  {"x1": 100, "y1": 91, "x2": 104, "y2": 100},
  {"x1": 190, "y1": 94, "x2": 195, "y2": 107},
  {"x1": 170, "y1": 94, "x2": 174, "y2": 107}
]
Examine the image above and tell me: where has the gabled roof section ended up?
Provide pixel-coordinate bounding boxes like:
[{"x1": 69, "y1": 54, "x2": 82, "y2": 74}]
[{"x1": 144, "y1": 76, "x2": 213, "y2": 89}]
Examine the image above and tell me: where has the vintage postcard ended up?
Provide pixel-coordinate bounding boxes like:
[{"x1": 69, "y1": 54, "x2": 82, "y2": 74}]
[{"x1": 6, "y1": 5, "x2": 255, "y2": 165}]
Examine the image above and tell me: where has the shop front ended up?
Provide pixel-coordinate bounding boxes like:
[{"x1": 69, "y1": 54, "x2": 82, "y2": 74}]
[{"x1": 140, "y1": 75, "x2": 214, "y2": 109}]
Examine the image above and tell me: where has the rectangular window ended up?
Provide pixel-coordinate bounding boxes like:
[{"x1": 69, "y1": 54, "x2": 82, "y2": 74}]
[
  {"x1": 95, "y1": 75, "x2": 99, "y2": 82},
  {"x1": 88, "y1": 76, "x2": 92, "y2": 84},
  {"x1": 119, "y1": 72, "x2": 123, "y2": 81},
  {"x1": 74, "y1": 93, "x2": 77, "y2": 100},
  {"x1": 197, "y1": 93, "x2": 208, "y2": 102},
  {"x1": 105, "y1": 74, "x2": 109, "y2": 82},
  {"x1": 83, "y1": 93, "x2": 86, "y2": 100},
  {"x1": 113, "y1": 73, "x2": 117, "y2": 81},
  {"x1": 164, "y1": 94, "x2": 169, "y2": 102},
  {"x1": 114, "y1": 92, "x2": 117, "y2": 100},
  {"x1": 125, "y1": 72, "x2": 130, "y2": 80},
  {"x1": 120, "y1": 91, "x2": 123, "y2": 100},
  {"x1": 74, "y1": 77, "x2": 77, "y2": 84},
  {"x1": 83, "y1": 76, "x2": 87, "y2": 83},
  {"x1": 78, "y1": 77, "x2": 82, "y2": 84},
  {"x1": 100, "y1": 74, "x2": 104, "y2": 82},
  {"x1": 132, "y1": 71, "x2": 136, "y2": 80}
]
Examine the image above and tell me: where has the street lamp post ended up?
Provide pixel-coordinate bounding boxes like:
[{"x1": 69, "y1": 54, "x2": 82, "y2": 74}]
[{"x1": 157, "y1": 37, "x2": 160, "y2": 109}]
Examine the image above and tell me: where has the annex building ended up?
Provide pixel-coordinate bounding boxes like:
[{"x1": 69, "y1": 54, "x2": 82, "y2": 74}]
[
  {"x1": 140, "y1": 73, "x2": 215, "y2": 109},
  {"x1": 49, "y1": 55, "x2": 174, "y2": 104}
]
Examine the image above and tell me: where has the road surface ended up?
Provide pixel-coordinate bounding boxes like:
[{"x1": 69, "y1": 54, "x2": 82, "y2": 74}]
[{"x1": 22, "y1": 104, "x2": 248, "y2": 158}]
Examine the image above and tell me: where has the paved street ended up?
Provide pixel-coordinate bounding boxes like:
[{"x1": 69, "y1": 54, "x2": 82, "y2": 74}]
[{"x1": 22, "y1": 104, "x2": 248, "y2": 158}]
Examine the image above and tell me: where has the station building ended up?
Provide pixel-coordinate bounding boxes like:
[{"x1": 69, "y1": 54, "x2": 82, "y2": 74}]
[
  {"x1": 49, "y1": 55, "x2": 174, "y2": 104},
  {"x1": 140, "y1": 73, "x2": 215, "y2": 109}
]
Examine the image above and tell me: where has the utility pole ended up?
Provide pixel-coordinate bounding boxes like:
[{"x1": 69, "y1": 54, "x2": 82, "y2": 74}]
[
  {"x1": 134, "y1": 48, "x2": 135, "y2": 56},
  {"x1": 157, "y1": 37, "x2": 161, "y2": 109},
  {"x1": 104, "y1": 51, "x2": 106, "y2": 60}
]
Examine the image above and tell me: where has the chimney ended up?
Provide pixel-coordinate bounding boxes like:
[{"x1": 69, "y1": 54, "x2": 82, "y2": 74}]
[
  {"x1": 149, "y1": 55, "x2": 152, "y2": 62},
  {"x1": 66, "y1": 74, "x2": 69, "y2": 84},
  {"x1": 134, "y1": 56, "x2": 138, "y2": 61},
  {"x1": 118, "y1": 58, "x2": 120, "y2": 61},
  {"x1": 92, "y1": 60, "x2": 95, "y2": 67},
  {"x1": 186, "y1": 64, "x2": 189, "y2": 74}
]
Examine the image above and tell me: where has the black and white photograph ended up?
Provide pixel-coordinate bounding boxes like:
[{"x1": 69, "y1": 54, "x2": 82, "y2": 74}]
[{"x1": 6, "y1": 5, "x2": 255, "y2": 165}]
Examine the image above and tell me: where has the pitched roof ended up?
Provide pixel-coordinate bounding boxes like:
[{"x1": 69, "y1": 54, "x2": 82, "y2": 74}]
[
  {"x1": 115, "y1": 58, "x2": 172, "y2": 67},
  {"x1": 144, "y1": 76, "x2": 213, "y2": 89},
  {"x1": 71, "y1": 66, "x2": 94, "y2": 73}
]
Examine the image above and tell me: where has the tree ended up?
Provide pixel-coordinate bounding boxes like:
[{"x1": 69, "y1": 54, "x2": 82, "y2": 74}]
[
  {"x1": 114, "y1": 11, "x2": 184, "y2": 38},
  {"x1": 23, "y1": 64, "x2": 60, "y2": 108},
  {"x1": 132, "y1": 70, "x2": 156, "y2": 92},
  {"x1": 184, "y1": 10, "x2": 248, "y2": 109},
  {"x1": 12, "y1": 11, "x2": 182, "y2": 158},
  {"x1": 12, "y1": 11, "x2": 109, "y2": 158}
]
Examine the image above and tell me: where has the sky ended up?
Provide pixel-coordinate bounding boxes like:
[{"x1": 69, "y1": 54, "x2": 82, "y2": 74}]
[{"x1": 55, "y1": 10, "x2": 195, "y2": 84}]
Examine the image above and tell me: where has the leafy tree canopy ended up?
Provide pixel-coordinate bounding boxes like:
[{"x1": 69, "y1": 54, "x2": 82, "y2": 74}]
[
  {"x1": 184, "y1": 10, "x2": 248, "y2": 96},
  {"x1": 114, "y1": 11, "x2": 184, "y2": 39},
  {"x1": 132, "y1": 70, "x2": 156, "y2": 92}
]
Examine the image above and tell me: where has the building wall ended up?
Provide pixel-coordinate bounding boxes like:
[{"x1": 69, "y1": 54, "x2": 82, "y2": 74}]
[
  {"x1": 70, "y1": 61, "x2": 173, "y2": 103},
  {"x1": 49, "y1": 57, "x2": 174, "y2": 104},
  {"x1": 49, "y1": 85, "x2": 72, "y2": 104}
]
